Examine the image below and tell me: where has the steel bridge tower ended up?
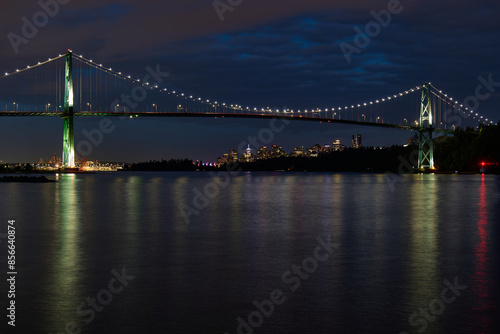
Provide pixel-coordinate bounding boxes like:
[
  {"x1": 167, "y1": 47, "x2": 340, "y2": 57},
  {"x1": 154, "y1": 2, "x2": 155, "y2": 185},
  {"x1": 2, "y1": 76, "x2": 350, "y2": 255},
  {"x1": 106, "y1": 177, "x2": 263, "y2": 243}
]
[
  {"x1": 418, "y1": 82, "x2": 434, "y2": 170},
  {"x1": 62, "y1": 51, "x2": 75, "y2": 168}
]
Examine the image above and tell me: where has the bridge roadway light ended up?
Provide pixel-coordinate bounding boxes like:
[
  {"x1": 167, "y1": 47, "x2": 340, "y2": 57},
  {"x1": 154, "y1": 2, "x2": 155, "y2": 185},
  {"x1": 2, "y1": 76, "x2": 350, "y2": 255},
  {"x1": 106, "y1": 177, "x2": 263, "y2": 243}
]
[
  {"x1": 13, "y1": 102, "x2": 17, "y2": 112},
  {"x1": 404, "y1": 118, "x2": 407, "y2": 125}
]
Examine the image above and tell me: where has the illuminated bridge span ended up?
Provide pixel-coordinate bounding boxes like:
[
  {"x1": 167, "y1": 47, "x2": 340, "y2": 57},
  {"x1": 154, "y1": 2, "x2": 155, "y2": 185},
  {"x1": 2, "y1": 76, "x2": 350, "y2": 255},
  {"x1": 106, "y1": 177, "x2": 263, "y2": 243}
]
[{"x1": 0, "y1": 51, "x2": 495, "y2": 169}]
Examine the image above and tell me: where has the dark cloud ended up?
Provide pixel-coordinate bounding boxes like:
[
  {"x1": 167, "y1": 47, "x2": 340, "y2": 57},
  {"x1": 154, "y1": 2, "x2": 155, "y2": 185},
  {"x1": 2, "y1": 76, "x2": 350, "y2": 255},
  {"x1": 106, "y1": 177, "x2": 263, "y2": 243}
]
[{"x1": 1, "y1": 0, "x2": 499, "y2": 162}]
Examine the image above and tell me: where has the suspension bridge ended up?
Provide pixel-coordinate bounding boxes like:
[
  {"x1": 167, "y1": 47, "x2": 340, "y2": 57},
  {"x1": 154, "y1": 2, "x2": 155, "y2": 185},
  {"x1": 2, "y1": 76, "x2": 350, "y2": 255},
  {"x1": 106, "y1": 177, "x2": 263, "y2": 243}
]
[{"x1": 0, "y1": 50, "x2": 494, "y2": 170}]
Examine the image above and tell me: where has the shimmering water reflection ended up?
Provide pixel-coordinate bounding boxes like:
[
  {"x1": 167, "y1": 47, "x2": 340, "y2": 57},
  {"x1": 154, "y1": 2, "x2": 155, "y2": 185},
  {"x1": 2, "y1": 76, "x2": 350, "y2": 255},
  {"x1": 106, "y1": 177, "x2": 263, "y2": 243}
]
[{"x1": 0, "y1": 172, "x2": 498, "y2": 333}]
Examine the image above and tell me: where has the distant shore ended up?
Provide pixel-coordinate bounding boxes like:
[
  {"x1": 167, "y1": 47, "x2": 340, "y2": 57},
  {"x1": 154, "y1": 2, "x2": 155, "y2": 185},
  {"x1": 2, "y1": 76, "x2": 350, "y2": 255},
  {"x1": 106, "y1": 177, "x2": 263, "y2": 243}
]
[
  {"x1": 2, "y1": 124, "x2": 499, "y2": 175},
  {"x1": 1, "y1": 169, "x2": 495, "y2": 175}
]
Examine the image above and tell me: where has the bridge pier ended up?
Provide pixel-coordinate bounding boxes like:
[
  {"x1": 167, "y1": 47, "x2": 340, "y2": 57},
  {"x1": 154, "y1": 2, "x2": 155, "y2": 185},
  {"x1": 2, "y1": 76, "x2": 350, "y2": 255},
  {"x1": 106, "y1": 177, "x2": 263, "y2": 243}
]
[
  {"x1": 418, "y1": 128, "x2": 434, "y2": 170},
  {"x1": 62, "y1": 51, "x2": 75, "y2": 168},
  {"x1": 418, "y1": 83, "x2": 435, "y2": 170}
]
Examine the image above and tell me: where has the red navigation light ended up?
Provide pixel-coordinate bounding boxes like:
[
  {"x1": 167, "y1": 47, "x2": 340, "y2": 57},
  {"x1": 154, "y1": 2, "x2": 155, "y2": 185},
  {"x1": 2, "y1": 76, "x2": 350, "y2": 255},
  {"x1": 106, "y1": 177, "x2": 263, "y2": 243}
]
[{"x1": 481, "y1": 162, "x2": 486, "y2": 166}]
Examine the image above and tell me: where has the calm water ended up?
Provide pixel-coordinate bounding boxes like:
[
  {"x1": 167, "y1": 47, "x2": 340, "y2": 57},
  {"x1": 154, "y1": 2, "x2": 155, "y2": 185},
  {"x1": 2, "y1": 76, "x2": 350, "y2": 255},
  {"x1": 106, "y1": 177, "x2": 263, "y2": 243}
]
[{"x1": 0, "y1": 172, "x2": 499, "y2": 334}]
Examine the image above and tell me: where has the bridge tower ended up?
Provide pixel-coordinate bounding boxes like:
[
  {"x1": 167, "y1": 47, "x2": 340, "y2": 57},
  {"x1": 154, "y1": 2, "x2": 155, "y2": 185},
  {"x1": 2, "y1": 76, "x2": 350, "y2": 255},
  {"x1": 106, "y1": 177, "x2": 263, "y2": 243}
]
[
  {"x1": 62, "y1": 51, "x2": 75, "y2": 168},
  {"x1": 418, "y1": 82, "x2": 434, "y2": 170}
]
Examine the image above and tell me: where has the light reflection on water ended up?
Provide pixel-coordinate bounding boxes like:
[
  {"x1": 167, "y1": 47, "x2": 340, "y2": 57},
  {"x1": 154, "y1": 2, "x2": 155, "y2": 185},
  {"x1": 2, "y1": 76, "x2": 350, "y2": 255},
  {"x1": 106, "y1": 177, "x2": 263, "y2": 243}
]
[
  {"x1": 44, "y1": 174, "x2": 83, "y2": 331},
  {"x1": 0, "y1": 172, "x2": 498, "y2": 334},
  {"x1": 470, "y1": 175, "x2": 494, "y2": 332}
]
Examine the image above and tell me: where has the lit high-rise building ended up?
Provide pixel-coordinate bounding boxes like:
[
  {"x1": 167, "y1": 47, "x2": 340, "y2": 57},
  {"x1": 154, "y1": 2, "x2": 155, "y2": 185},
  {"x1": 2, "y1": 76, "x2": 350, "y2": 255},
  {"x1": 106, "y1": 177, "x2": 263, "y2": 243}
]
[
  {"x1": 320, "y1": 145, "x2": 332, "y2": 154},
  {"x1": 258, "y1": 146, "x2": 269, "y2": 160},
  {"x1": 291, "y1": 146, "x2": 304, "y2": 157},
  {"x1": 352, "y1": 134, "x2": 362, "y2": 149},
  {"x1": 217, "y1": 154, "x2": 230, "y2": 165},
  {"x1": 270, "y1": 145, "x2": 287, "y2": 158},
  {"x1": 229, "y1": 149, "x2": 238, "y2": 162},
  {"x1": 332, "y1": 140, "x2": 341, "y2": 151},
  {"x1": 305, "y1": 145, "x2": 320, "y2": 158},
  {"x1": 241, "y1": 145, "x2": 255, "y2": 162}
]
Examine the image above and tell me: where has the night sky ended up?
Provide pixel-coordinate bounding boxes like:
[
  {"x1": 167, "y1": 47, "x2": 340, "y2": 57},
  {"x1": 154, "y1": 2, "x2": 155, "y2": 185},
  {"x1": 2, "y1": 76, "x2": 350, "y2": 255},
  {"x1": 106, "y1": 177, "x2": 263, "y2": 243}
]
[{"x1": 1, "y1": 0, "x2": 499, "y2": 163}]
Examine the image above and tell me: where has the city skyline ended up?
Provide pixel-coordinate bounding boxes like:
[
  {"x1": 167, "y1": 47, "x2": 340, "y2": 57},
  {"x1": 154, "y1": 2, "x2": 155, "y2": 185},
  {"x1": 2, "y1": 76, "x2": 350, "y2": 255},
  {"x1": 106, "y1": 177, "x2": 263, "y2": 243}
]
[
  {"x1": 0, "y1": 135, "x2": 358, "y2": 164},
  {"x1": 216, "y1": 137, "x2": 359, "y2": 165}
]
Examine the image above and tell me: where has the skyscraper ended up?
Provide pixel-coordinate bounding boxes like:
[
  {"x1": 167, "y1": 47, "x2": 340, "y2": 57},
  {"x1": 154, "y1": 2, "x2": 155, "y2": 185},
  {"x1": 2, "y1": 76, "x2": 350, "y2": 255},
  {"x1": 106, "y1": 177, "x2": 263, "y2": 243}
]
[
  {"x1": 352, "y1": 134, "x2": 362, "y2": 149},
  {"x1": 270, "y1": 145, "x2": 287, "y2": 158},
  {"x1": 291, "y1": 146, "x2": 304, "y2": 157},
  {"x1": 257, "y1": 146, "x2": 269, "y2": 160},
  {"x1": 241, "y1": 145, "x2": 255, "y2": 162},
  {"x1": 229, "y1": 149, "x2": 238, "y2": 162},
  {"x1": 332, "y1": 140, "x2": 341, "y2": 151}
]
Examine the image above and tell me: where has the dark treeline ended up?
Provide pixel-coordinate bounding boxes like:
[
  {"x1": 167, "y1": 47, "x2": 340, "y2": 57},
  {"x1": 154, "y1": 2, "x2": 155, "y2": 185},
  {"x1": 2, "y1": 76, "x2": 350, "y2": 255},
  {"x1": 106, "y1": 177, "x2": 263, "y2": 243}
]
[
  {"x1": 129, "y1": 159, "x2": 196, "y2": 171},
  {"x1": 435, "y1": 124, "x2": 500, "y2": 172}
]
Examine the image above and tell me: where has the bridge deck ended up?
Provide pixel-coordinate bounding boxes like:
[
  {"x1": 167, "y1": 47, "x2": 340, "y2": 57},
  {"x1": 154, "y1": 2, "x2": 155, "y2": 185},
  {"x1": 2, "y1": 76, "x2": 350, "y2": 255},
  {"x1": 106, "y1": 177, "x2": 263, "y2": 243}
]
[{"x1": 0, "y1": 111, "x2": 460, "y2": 133}]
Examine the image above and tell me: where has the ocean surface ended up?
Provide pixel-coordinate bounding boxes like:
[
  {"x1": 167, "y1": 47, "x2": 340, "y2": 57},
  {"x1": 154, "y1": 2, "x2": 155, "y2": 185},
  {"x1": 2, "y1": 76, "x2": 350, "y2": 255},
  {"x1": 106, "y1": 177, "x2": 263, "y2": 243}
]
[{"x1": 0, "y1": 172, "x2": 499, "y2": 334}]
